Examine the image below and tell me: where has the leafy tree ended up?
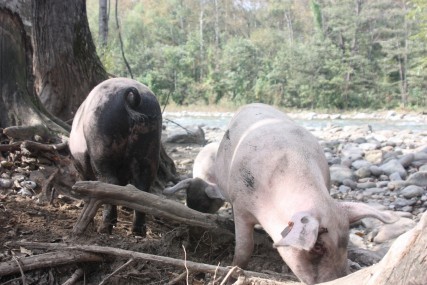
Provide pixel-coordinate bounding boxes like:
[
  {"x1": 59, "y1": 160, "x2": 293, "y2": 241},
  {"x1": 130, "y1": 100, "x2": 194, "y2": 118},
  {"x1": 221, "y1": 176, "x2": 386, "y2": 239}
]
[{"x1": 85, "y1": 0, "x2": 427, "y2": 109}]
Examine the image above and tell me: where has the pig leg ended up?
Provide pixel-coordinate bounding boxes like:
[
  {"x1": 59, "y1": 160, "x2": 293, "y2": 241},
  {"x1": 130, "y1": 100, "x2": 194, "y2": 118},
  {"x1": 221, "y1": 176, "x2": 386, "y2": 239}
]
[
  {"x1": 100, "y1": 204, "x2": 117, "y2": 234},
  {"x1": 131, "y1": 162, "x2": 155, "y2": 236},
  {"x1": 96, "y1": 172, "x2": 121, "y2": 234},
  {"x1": 232, "y1": 209, "x2": 257, "y2": 268}
]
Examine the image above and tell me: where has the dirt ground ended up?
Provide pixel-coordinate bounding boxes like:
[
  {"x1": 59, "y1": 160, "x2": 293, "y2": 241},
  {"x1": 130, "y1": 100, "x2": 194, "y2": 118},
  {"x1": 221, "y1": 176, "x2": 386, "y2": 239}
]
[{"x1": 0, "y1": 141, "x2": 288, "y2": 285}]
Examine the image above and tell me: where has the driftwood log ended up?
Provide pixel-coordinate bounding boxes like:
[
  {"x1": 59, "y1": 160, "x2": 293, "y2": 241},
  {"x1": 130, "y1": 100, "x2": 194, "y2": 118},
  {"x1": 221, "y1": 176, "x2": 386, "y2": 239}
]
[{"x1": 71, "y1": 181, "x2": 235, "y2": 237}]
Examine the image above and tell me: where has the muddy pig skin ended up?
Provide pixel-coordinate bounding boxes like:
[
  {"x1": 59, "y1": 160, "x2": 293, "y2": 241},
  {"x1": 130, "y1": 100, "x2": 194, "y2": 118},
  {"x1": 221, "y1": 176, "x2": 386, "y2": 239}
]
[
  {"x1": 69, "y1": 77, "x2": 162, "y2": 235},
  {"x1": 215, "y1": 103, "x2": 398, "y2": 284},
  {"x1": 164, "y1": 142, "x2": 224, "y2": 213}
]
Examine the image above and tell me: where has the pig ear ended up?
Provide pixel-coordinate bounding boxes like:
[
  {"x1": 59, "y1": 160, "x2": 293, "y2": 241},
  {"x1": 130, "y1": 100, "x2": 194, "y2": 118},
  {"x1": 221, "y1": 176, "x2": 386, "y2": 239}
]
[
  {"x1": 273, "y1": 212, "x2": 319, "y2": 251},
  {"x1": 340, "y1": 202, "x2": 399, "y2": 224},
  {"x1": 204, "y1": 184, "x2": 226, "y2": 200},
  {"x1": 163, "y1": 178, "x2": 192, "y2": 195}
]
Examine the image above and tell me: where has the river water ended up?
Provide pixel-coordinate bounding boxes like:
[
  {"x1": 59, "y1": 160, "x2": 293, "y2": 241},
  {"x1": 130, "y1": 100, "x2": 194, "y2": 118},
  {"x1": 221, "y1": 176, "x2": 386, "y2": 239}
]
[{"x1": 164, "y1": 111, "x2": 427, "y2": 133}]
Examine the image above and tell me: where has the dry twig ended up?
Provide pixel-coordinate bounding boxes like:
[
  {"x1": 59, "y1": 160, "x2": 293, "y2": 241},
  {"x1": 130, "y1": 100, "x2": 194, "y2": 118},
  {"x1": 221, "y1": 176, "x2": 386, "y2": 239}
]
[
  {"x1": 62, "y1": 268, "x2": 84, "y2": 285},
  {"x1": 99, "y1": 258, "x2": 135, "y2": 285}
]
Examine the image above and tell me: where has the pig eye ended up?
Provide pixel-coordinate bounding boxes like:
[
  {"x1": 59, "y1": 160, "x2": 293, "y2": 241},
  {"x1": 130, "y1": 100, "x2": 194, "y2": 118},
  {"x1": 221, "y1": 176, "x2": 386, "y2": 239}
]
[{"x1": 300, "y1": 217, "x2": 309, "y2": 224}]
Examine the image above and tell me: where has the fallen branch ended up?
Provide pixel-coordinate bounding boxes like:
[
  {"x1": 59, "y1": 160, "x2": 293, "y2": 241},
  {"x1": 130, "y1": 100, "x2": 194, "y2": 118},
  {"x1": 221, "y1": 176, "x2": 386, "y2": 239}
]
[
  {"x1": 12, "y1": 256, "x2": 26, "y2": 285},
  {"x1": 0, "y1": 251, "x2": 103, "y2": 277},
  {"x1": 0, "y1": 141, "x2": 21, "y2": 152},
  {"x1": 167, "y1": 271, "x2": 187, "y2": 285},
  {"x1": 62, "y1": 268, "x2": 84, "y2": 285},
  {"x1": 71, "y1": 181, "x2": 234, "y2": 237},
  {"x1": 0, "y1": 140, "x2": 67, "y2": 154},
  {"x1": 21, "y1": 140, "x2": 68, "y2": 152},
  {"x1": 12, "y1": 241, "x2": 298, "y2": 284}
]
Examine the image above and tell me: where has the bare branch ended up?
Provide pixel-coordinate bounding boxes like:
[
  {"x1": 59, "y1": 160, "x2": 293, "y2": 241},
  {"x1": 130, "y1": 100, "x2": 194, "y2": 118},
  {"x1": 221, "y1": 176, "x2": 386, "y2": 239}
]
[
  {"x1": 71, "y1": 181, "x2": 234, "y2": 236},
  {"x1": 0, "y1": 251, "x2": 103, "y2": 277},
  {"x1": 11, "y1": 242, "x2": 297, "y2": 284}
]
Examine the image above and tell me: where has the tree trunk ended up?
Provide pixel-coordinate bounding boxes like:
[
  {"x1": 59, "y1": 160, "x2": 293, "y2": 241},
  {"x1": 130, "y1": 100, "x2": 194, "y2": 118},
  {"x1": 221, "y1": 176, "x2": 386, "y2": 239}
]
[
  {"x1": 32, "y1": 0, "x2": 108, "y2": 122},
  {"x1": 98, "y1": 0, "x2": 109, "y2": 47},
  {"x1": 0, "y1": 7, "x2": 68, "y2": 137}
]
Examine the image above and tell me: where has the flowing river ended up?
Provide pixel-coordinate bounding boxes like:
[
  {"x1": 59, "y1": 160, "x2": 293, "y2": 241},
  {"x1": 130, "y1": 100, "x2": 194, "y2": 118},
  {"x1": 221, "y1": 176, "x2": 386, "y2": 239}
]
[{"x1": 163, "y1": 111, "x2": 427, "y2": 133}]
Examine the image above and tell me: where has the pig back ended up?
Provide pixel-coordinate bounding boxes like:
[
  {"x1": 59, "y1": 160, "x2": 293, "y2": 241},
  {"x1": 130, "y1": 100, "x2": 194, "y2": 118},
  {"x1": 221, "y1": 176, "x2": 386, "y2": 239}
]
[{"x1": 215, "y1": 103, "x2": 330, "y2": 202}]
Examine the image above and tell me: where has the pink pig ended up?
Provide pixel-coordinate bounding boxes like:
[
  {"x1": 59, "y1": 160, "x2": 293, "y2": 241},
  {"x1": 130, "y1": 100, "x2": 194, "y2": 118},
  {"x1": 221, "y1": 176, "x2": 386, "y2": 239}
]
[
  {"x1": 214, "y1": 103, "x2": 397, "y2": 284},
  {"x1": 164, "y1": 142, "x2": 224, "y2": 213}
]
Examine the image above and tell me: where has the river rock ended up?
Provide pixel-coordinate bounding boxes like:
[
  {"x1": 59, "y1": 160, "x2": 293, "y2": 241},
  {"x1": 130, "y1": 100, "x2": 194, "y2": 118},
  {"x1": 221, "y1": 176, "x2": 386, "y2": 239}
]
[
  {"x1": 365, "y1": 150, "x2": 383, "y2": 164},
  {"x1": 343, "y1": 179, "x2": 357, "y2": 189},
  {"x1": 373, "y1": 217, "x2": 416, "y2": 243},
  {"x1": 392, "y1": 197, "x2": 417, "y2": 208},
  {"x1": 355, "y1": 167, "x2": 372, "y2": 178},
  {"x1": 357, "y1": 181, "x2": 376, "y2": 189},
  {"x1": 419, "y1": 164, "x2": 427, "y2": 172},
  {"x1": 387, "y1": 180, "x2": 407, "y2": 191},
  {"x1": 389, "y1": 172, "x2": 403, "y2": 181},
  {"x1": 330, "y1": 165, "x2": 355, "y2": 185},
  {"x1": 359, "y1": 142, "x2": 379, "y2": 151},
  {"x1": 0, "y1": 178, "x2": 12, "y2": 188},
  {"x1": 405, "y1": 171, "x2": 427, "y2": 187},
  {"x1": 338, "y1": 185, "x2": 351, "y2": 193},
  {"x1": 379, "y1": 159, "x2": 407, "y2": 179},
  {"x1": 341, "y1": 144, "x2": 364, "y2": 162},
  {"x1": 413, "y1": 151, "x2": 427, "y2": 161},
  {"x1": 369, "y1": 165, "x2": 383, "y2": 177},
  {"x1": 164, "y1": 126, "x2": 206, "y2": 145},
  {"x1": 411, "y1": 152, "x2": 427, "y2": 167},
  {"x1": 400, "y1": 185, "x2": 425, "y2": 199},
  {"x1": 363, "y1": 187, "x2": 386, "y2": 196},
  {"x1": 347, "y1": 247, "x2": 383, "y2": 267},
  {"x1": 352, "y1": 160, "x2": 371, "y2": 170},
  {"x1": 398, "y1": 153, "x2": 414, "y2": 168}
]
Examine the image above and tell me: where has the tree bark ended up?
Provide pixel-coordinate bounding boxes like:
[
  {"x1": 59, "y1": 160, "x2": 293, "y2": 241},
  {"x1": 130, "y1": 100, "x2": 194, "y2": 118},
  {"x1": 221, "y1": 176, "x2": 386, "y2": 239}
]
[
  {"x1": 0, "y1": 7, "x2": 68, "y2": 137},
  {"x1": 98, "y1": 0, "x2": 109, "y2": 47},
  {"x1": 32, "y1": 0, "x2": 108, "y2": 121}
]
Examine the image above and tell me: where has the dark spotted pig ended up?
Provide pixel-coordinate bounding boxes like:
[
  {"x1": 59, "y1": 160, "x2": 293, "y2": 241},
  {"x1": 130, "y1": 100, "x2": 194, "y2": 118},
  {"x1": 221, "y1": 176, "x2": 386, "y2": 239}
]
[
  {"x1": 164, "y1": 142, "x2": 224, "y2": 213},
  {"x1": 69, "y1": 78, "x2": 162, "y2": 235},
  {"x1": 214, "y1": 103, "x2": 398, "y2": 284}
]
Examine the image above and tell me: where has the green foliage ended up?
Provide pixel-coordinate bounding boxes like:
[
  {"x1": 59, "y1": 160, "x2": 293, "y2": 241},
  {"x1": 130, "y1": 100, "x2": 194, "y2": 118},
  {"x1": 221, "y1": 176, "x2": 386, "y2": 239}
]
[{"x1": 86, "y1": 0, "x2": 427, "y2": 109}]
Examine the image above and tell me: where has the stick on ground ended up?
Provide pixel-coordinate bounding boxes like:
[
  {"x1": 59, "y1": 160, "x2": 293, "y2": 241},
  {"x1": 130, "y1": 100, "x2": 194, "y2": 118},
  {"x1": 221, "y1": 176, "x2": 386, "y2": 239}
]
[{"x1": 8, "y1": 241, "x2": 298, "y2": 284}]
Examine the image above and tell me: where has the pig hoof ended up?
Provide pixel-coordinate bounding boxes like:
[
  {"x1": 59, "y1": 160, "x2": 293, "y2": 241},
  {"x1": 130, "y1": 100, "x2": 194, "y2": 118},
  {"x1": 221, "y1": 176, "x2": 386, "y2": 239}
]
[
  {"x1": 98, "y1": 223, "x2": 114, "y2": 234},
  {"x1": 132, "y1": 225, "x2": 147, "y2": 237}
]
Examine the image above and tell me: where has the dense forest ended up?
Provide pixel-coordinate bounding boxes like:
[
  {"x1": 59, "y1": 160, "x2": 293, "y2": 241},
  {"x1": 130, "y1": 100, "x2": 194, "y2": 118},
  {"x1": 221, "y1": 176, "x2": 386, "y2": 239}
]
[{"x1": 86, "y1": 0, "x2": 427, "y2": 110}]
